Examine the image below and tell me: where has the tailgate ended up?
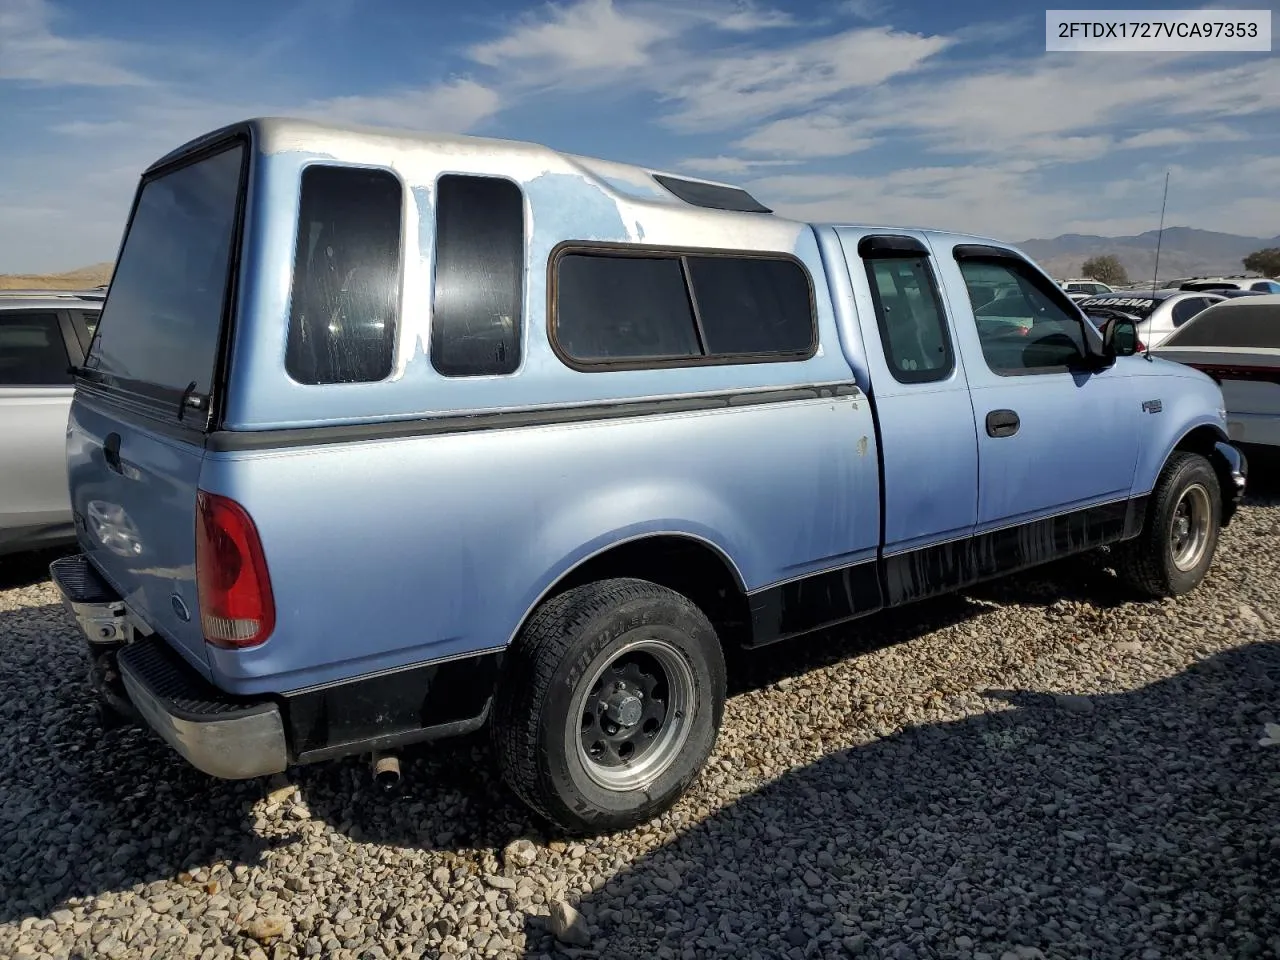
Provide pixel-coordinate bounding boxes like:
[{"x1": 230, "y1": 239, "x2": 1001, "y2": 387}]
[
  {"x1": 69, "y1": 138, "x2": 248, "y2": 676},
  {"x1": 68, "y1": 397, "x2": 209, "y2": 671}
]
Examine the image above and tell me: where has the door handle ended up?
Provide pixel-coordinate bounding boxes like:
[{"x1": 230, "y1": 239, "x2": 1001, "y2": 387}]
[
  {"x1": 103, "y1": 432, "x2": 122, "y2": 474},
  {"x1": 985, "y1": 409, "x2": 1020, "y2": 438}
]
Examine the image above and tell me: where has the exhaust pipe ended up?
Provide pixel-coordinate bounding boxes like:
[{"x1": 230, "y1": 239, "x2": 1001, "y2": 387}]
[{"x1": 371, "y1": 751, "x2": 401, "y2": 791}]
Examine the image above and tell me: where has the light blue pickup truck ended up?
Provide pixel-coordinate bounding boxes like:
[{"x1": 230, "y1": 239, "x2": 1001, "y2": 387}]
[{"x1": 52, "y1": 118, "x2": 1246, "y2": 835}]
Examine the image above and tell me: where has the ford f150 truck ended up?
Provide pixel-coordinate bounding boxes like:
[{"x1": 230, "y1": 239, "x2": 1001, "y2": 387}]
[{"x1": 52, "y1": 118, "x2": 1246, "y2": 835}]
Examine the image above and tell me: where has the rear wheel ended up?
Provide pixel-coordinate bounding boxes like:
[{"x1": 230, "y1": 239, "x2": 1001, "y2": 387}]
[
  {"x1": 1115, "y1": 451, "x2": 1221, "y2": 598},
  {"x1": 491, "y1": 578, "x2": 725, "y2": 835}
]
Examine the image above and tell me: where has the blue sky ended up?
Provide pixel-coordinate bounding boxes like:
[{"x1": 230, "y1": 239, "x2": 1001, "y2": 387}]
[{"x1": 1, "y1": 0, "x2": 1277, "y2": 272}]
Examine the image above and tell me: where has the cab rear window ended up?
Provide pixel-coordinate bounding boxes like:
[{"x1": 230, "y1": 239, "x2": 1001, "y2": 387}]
[{"x1": 84, "y1": 143, "x2": 245, "y2": 419}]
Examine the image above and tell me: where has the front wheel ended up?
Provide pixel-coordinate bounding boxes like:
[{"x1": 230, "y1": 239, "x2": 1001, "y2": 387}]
[
  {"x1": 491, "y1": 578, "x2": 726, "y2": 835},
  {"x1": 1115, "y1": 451, "x2": 1221, "y2": 598}
]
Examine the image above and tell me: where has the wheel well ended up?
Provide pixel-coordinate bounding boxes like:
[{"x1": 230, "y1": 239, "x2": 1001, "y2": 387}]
[
  {"x1": 1173, "y1": 425, "x2": 1236, "y2": 523},
  {"x1": 546, "y1": 536, "x2": 754, "y2": 648}
]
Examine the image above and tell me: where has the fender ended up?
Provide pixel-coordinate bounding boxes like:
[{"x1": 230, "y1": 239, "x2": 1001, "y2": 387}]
[
  {"x1": 1130, "y1": 363, "x2": 1231, "y2": 496},
  {"x1": 1142, "y1": 417, "x2": 1245, "y2": 528},
  {"x1": 504, "y1": 522, "x2": 750, "y2": 647}
]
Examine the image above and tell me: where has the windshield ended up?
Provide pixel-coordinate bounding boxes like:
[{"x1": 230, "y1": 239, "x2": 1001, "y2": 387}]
[{"x1": 84, "y1": 142, "x2": 245, "y2": 416}]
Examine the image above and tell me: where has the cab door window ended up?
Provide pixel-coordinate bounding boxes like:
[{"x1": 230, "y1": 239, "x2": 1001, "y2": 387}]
[
  {"x1": 960, "y1": 260, "x2": 1087, "y2": 375},
  {"x1": 864, "y1": 256, "x2": 954, "y2": 384}
]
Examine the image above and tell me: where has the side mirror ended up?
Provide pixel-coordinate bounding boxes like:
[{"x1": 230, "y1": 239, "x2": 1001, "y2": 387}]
[{"x1": 1100, "y1": 316, "x2": 1139, "y2": 358}]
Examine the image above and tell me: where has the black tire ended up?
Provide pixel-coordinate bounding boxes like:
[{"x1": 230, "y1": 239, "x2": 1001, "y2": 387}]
[
  {"x1": 491, "y1": 577, "x2": 726, "y2": 836},
  {"x1": 1115, "y1": 451, "x2": 1221, "y2": 598}
]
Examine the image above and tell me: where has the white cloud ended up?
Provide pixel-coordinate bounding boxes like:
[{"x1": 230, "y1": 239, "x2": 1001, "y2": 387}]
[
  {"x1": 711, "y1": 2, "x2": 796, "y2": 32},
  {"x1": 2, "y1": 0, "x2": 1277, "y2": 272},
  {"x1": 658, "y1": 26, "x2": 951, "y2": 131},
  {"x1": 304, "y1": 79, "x2": 502, "y2": 132},
  {"x1": 0, "y1": 0, "x2": 147, "y2": 86},
  {"x1": 676, "y1": 155, "x2": 801, "y2": 175},
  {"x1": 750, "y1": 165, "x2": 1070, "y2": 240},
  {"x1": 734, "y1": 112, "x2": 879, "y2": 158},
  {"x1": 1118, "y1": 124, "x2": 1250, "y2": 150},
  {"x1": 849, "y1": 53, "x2": 1279, "y2": 158},
  {"x1": 469, "y1": 0, "x2": 669, "y2": 77},
  {"x1": 748, "y1": 150, "x2": 1280, "y2": 242}
]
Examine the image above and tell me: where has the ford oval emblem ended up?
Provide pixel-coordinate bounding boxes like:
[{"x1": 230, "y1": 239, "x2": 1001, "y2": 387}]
[{"x1": 171, "y1": 594, "x2": 191, "y2": 622}]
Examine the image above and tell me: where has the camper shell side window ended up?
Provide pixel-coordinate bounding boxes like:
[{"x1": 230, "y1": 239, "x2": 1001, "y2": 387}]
[
  {"x1": 285, "y1": 164, "x2": 404, "y2": 386},
  {"x1": 548, "y1": 243, "x2": 817, "y2": 371},
  {"x1": 430, "y1": 175, "x2": 526, "y2": 378}
]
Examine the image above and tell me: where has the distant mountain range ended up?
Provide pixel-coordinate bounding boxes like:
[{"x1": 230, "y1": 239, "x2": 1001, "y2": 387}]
[
  {"x1": 1015, "y1": 227, "x2": 1279, "y2": 282},
  {"x1": 0, "y1": 262, "x2": 113, "y2": 291}
]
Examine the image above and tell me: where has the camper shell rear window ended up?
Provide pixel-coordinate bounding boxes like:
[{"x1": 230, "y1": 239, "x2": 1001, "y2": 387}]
[{"x1": 82, "y1": 140, "x2": 247, "y2": 424}]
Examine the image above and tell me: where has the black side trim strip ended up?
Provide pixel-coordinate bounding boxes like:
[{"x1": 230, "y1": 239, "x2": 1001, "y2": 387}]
[
  {"x1": 884, "y1": 497, "x2": 1142, "y2": 606},
  {"x1": 207, "y1": 381, "x2": 861, "y2": 452},
  {"x1": 748, "y1": 560, "x2": 882, "y2": 647},
  {"x1": 282, "y1": 650, "x2": 502, "y2": 764},
  {"x1": 745, "y1": 496, "x2": 1148, "y2": 648}
]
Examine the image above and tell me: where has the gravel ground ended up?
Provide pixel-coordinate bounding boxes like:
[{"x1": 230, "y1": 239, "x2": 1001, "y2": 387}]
[{"x1": 1, "y1": 474, "x2": 1277, "y2": 960}]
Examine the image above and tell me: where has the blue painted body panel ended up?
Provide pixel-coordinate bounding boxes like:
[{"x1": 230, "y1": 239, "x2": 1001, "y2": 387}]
[
  {"x1": 1111, "y1": 356, "x2": 1230, "y2": 495},
  {"x1": 830, "y1": 227, "x2": 980, "y2": 554},
  {"x1": 923, "y1": 233, "x2": 1142, "y2": 528},
  {"x1": 66, "y1": 396, "x2": 211, "y2": 679},
  {"x1": 66, "y1": 118, "x2": 1232, "y2": 700},
  {"x1": 201, "y1": 393, "x2": 880, "y2": 693}
]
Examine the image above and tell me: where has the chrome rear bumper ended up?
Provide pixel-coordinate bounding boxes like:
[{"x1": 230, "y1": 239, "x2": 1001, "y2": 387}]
[
  {"x1": 116, "y1": 637, "x2": 288, "y2": 779},
  {"x1": 50, "y1": 554, "x2": 288, "y2": 780}
]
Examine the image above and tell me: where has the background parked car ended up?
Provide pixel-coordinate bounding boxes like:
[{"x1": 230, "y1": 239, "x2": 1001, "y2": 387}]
[
  {"x1": 1208, "y1": 289, "x2": 1268, "y2": 300},
  {"x1": 1076, "y1": 288, "x2": 1225, "y2": 350},
  {"x1": 0, "y1": 290, "x2": 101, "y2": 556},
  {"x1": 1153, "y1": 294, "x2": 1280, "y2": 451},
  {"x1": 1181, "y1": 277, "x2": 1280, "y2": 294},
  {"x1": 1058, "y1": 278, "x2": 1115, "y2": 303}
]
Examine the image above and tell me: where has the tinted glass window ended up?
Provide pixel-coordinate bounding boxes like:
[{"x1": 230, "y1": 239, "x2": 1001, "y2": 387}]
[
  {"x1": 960, "y1": 260, "x2": 1086, "y2": 374},
  {"x1": 555, "y1": 255, "x2": 700, "y2": 362},
  {"x1": 432, "y1": 175, "x2": 525, "y2": 377},
  {"x1": 865, "y1": 257, "x2": 953, "y2": 383},
  {"x1": 1171, "y1": 297, "x2": 1211, "y2": 327},
  {"x1": 74, "y1": 309, "x2": 100, "y2": 350},
  {"x1": 286, "y1": 165, "x2": 402, "y2": 385},
  {"x1": 0, "y1": 312, "x2": 71, "y2": 386},
  {"x1": 85, "y1": 144, "x2": 243, "y2": 407},
  {"x1": 1163, "y1": 303, "x2": 1280, "y2": 349},
  {"x1": 1251, "y1": 280, "x2": 1280, "y2": 293},
  {"x1": 685, "y1": 256, "x2": 813, "y2": 355}
]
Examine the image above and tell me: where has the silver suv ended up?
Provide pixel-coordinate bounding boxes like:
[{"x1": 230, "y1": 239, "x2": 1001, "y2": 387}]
[{"x1": 0, "y1": 290, "x2": 102, "y2": 556}]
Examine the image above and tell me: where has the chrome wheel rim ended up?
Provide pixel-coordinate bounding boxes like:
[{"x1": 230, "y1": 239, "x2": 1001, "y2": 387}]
[
  {"x1": 1169, "y1": 482, "x2": 1212, "y2": 572},
  {"x1": 571, "y1": 637, "x2": 695, "y2": 792}
]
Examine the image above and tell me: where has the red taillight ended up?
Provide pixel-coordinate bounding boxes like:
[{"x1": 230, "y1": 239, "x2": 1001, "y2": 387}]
[{"x1": 195, "y1": 490, "x2": 275, "y2": 648}]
